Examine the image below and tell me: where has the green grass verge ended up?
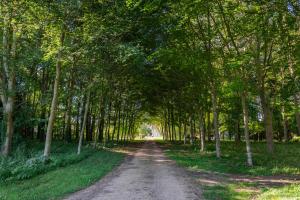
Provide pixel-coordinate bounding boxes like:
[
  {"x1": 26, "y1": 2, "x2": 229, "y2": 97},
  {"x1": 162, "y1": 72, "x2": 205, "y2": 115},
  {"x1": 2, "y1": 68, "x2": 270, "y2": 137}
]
[
  {"x1": 258, "y1": 184, "x2": 300, "y2": 200},
  {"x1": 161, "y1": 141, "x2": 300, "y2": 200},
  {"x1": 202, "y1": 183, "x2": 257, "y2": 200},
  {"x1": 0, "y1": 142, "x2": 96, "y2": 182},
  {"x1": 0, "y1": 149, "x2": 124, "y2": 200},
  {"x1": 163, "y1": 141, "x2": 300, "y2": 176}
]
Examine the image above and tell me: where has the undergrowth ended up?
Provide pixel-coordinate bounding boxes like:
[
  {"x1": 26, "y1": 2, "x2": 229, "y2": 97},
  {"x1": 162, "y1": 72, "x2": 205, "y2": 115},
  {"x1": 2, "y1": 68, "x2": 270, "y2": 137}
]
[{"x1": 0, "y1": 141, "x2": 94, "y2": 182}]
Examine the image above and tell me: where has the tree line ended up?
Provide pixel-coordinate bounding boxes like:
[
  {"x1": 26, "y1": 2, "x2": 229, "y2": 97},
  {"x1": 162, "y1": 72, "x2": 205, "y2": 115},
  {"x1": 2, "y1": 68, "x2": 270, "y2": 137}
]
[
  {"x1": 152, "y1": 0, "x2": 300, "y2": 166},
  {"x1": 0, "y1": 0, "x2": 299, "y2": 167},
  {"x1": 0, "y1": 0, "x2": 152, "y2": 158}
]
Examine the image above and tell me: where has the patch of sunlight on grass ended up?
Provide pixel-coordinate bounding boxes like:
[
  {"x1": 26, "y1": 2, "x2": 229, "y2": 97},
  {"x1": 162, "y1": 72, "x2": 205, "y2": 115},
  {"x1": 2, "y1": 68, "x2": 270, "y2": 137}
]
[
  {"x1": 203, "y1": 183, "x2": 258, "y2": 200},
  {"x1": 164, "y1": 141, "x2": 300, "y2": 176},
  {"x1": 258, "y1": 184, "x2": 300, "y2": 200}
]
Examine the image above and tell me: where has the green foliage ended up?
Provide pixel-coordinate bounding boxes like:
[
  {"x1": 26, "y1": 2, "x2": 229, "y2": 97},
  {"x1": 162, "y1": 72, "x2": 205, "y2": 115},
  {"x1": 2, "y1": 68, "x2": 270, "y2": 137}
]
[
  {"x1": 0, "y1": 3, "x2": 299, "y2": 199},
  {"x1": 0, "y1": 142, "x2": 94, "y2": 182},
  {"x1": 138, "y1": 124, "x2": 152, "y2": 138}
]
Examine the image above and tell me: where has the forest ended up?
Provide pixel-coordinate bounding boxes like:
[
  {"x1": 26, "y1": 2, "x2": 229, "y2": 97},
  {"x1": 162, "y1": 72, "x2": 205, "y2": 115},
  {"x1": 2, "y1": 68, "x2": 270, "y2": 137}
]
[{"x1": 0, "y1": 0, "x2": 300, "y2": 200}]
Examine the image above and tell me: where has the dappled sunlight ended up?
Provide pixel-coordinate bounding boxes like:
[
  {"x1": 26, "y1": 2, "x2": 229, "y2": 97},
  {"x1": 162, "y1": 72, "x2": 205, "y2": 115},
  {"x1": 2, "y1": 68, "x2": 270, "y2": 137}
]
[
  {"x1": 196, "y1": 178, "x2": 222, "y2": 186},
  {"x1": 1, "y1": 1, "x2": 299, "y2": 200},
  {"x1": 153, "y1": 159, "x2": 173, "y2": 163}
]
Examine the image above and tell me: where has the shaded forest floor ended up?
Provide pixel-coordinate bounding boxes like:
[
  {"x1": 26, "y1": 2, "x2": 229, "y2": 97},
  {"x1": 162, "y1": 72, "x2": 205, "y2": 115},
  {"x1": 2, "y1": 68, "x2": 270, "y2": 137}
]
[
  {"x1": 0, "y1": 141, "x2": 124, "y2": 200},
  {"x1": 160, "y1": 141, "x2": 300, "y2": 200}
]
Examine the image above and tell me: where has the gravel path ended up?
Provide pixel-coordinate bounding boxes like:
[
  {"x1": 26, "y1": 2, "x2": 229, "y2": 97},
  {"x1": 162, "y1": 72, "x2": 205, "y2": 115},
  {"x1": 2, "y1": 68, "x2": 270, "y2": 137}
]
[{"x1": 64, "y1": 141, "x2": 202, "y2": 200}]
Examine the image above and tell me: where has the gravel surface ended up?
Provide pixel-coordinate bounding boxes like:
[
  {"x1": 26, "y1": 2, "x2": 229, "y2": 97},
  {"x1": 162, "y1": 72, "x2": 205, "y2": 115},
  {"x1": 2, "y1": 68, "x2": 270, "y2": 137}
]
[{"x1": 64, "y1": 141, "x2": 202, "y2": 200}]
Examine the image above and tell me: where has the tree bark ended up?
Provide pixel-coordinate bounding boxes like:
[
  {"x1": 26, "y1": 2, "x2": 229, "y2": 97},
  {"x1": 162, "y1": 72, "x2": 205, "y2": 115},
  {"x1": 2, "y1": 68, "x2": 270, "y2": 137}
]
[
  {"x1": 212, "y1": 86, "x2": 221, "y2": 158},
  {"x1": 1, "y1": 14, "x2": 16, "y2": 156},
  {"x1": 260, "y1": 91, "x2": 274, "y2": 153},
  {"x1": 294, "y1": 94, "x2": 300, "y2": 136},
  {"x1": 2, "y1": 101, "x2": 14, "y2": 156},
  {"x1": 43, "y1": 29, "x2": 65, "y2": 158},
  {"x1": 78, "y1": 91, "x2": 90, "y2": 155},
  {"x1": 105, "y1": 101, "x2": 112, "y2": 142},
  {"x1": 64, "y1": 71, "x2": 74, "y2": 142},
  {"x1": 207, "y1": 111, "x2": 211, "y2": 142},
  {"x1": 183, "y1": 120, "x2": 187, "y2": 144},
  {"x1": 178, "y1": 122, "x2": 182, "y2": 142},
  {"x1": 281, "y1": 106, "x2": 289, "y2": 142},
  {"x1": 241, "y1": 91, "x2": 253, "y2": 166},
  {"x1": 199, "y1": 112, "x2": 205, "y2": 152},
  {"x1": 111, "y1": 106, "x2": 118, "y2": 141}
]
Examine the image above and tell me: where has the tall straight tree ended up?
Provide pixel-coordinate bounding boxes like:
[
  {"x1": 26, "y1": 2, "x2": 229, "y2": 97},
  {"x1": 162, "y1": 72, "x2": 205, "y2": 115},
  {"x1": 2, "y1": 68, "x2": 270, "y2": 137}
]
[
  {"x1": 0, "y1": 5, "x2": 16, "y2": 156},
  {"x1": 43, "y1": 27, "x2": 65, "y2": 158}
]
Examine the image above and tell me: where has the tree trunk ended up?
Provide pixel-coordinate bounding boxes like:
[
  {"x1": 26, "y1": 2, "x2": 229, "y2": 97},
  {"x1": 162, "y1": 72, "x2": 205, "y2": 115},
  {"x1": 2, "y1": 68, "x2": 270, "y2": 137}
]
[
  {"x1": 260, "y1": 93, "x2": 274, "y2": 153},
  {"x1": 98, "y1": 100, "x2": 106, "y2": 143},
  {"x1": 282, "y1": 106, "x2": 289, "y2": 142},
  {"x1": 90, "y1": 113, "x2": 96, "y2": 141},
  {"x1": 2, "y1": 101, "x2": 14, "y2": 156},
  {"x1": 199, "y1": 112, "x2": 205, "y2": 152},
  {"x1": 78, "y1": 91, "x2": 90, "y2": 155},
  {"x1": 43, "y1": 29, "x2": 65, "y2": 158},
  {"x1": 171, "y1": 108, "x2": 176, "y2": 141},
  {"x1": 85, "y1": 107, "x2": 92, "y2": 141},
  {"x1": 105, "y1": 101, "x2": 112, "y2": 142},
  {"x1": 116, "y1": 106, "x2": 121, "y2": 142},
  {"x1": 207, "y1": 112, "x2": 211, "y2": 142},
  {"x1": 111, "y1": 106, "x2": 118, "y2": 141},
  {"x1": 183, "y1": 121, "x2": 187, "y2": 144},
  {"x1": 190, "y1": 117, "x2": 194, "y2": 145},
  {"x1": 241, "y1": 91, "x2": 253, "y2": 166},
  {"x1": 178, "y1": 122, "x2": 182, "y2": 142},
  {"x1": 1, "y1": 13, "x2": 16, "y2": 156},
  {"x1": 294, "y1": 95, "x2": 300, "y2": 136},
  {"x1": 120, "y1": 111, "x2": 127, "y2": 143},
  {"x1": 75, "y1": 99, "x2": 81, "y2": 140},
  {"x1": 64, "y1": 75, "x2": 73, "y2": 142},
  {"x1": 212, "y1": 86, "x2": 221, "y2": 158}
]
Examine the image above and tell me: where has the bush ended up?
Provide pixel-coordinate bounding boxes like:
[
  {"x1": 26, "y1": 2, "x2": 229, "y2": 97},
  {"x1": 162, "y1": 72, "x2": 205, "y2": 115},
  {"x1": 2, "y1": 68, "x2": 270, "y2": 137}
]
[{"x1": 0, "y1": 141, "x2": 95, "y2": 182}]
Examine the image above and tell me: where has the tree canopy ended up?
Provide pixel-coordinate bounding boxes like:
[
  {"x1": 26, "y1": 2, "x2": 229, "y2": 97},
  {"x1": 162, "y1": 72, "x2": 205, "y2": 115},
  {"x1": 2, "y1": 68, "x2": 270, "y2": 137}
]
[{"x1": 0, "y1": 0, "x2": 299, "y2": 166}]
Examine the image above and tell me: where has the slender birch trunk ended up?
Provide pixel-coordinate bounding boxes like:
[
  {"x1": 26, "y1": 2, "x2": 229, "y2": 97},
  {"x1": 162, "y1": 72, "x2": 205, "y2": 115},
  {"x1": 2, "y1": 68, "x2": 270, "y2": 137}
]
[
  {"x1": 183, "y1": 120, "x2": 187, "y2": 145},
  {"x1": 43, "y1": 29, "x2": 65, "y2": 158},
  {"x1": 78, "y1": 91, "x2": 90, "y2": 155},
  {"x1": 281, "y1": 106, "x2": 288, "y2": 142},
  {"x1": 199, "y1": 112, "x2": 205, "y2": 152},
  {"x1": 212, "y1": 85, "x2": 221, "y2": 158},
  {"x1": 1, "y1": 13, "x2": 16, "y2": 156},
  {"x1": 241, "y1": 91, "x2": 253, "y2": 166}
]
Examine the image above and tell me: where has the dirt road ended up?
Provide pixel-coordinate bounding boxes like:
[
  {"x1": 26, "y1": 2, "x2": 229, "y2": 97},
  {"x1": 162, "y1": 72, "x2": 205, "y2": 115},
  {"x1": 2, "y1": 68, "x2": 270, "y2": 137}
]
[{"x1": 65, "y1": 141, "x2": 202, "y2": 200}]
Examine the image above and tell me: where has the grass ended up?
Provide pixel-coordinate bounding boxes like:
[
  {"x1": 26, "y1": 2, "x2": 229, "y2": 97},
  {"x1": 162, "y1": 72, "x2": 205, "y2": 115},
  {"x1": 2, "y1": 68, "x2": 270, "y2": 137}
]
[
  {"x1": 259, "y1": 184, "x2": 300, "y2": 200},
  {"x1": 0, "y1": 141, "x2": 125, "y2": 200},
  {"x1": 162, "y1": 141, "x2": 300, "y2": 176},
  {"x1": 0, "y1": 142, "x2": 96, "y2": 182},
  {"x1": 202, "y1": 183, "x2": 257, "y2": 200},
  {"x1": 161, "y1": 141, "x2": 300, "y2": 200}
]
